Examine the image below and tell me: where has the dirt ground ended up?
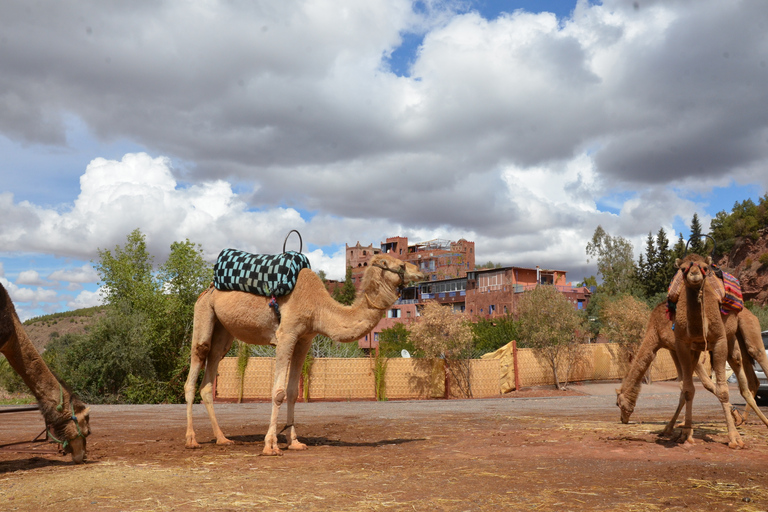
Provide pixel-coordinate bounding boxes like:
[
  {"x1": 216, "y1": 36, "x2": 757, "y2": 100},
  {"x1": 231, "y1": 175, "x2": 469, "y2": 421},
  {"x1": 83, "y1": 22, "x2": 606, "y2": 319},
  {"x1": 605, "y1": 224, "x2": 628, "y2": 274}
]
[{"x1": 2, "y1": 381, "x2": 768, "y2": 511}]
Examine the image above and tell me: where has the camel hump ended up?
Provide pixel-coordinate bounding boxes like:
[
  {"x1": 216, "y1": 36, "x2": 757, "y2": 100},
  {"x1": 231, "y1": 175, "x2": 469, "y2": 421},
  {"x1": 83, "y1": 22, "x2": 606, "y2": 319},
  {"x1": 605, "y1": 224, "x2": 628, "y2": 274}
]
[{"x1": 213, "y1": 248, "x2": 311, "y2": 297}]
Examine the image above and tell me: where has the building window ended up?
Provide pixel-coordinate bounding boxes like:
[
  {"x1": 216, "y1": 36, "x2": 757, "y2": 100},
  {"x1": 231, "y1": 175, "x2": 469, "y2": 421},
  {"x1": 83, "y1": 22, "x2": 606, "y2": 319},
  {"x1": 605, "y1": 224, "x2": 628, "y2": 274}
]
[
  {"x1": 388, "y1": 308, "x2": 401, "y2": 319},
  {"x1": 478, "y1": 271, "x2": 504, "y2": 292}
]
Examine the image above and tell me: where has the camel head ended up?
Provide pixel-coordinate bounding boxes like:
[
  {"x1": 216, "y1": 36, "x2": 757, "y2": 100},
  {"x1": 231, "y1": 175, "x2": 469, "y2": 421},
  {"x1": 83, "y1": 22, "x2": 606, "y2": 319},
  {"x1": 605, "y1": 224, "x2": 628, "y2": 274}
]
[
  {"x1": 367, "y1": 254, "x2": 424, "y2": 291},
  {"x1": 675, "y1": 254, "x2": 712, "y2": 288},
  {"x1": 615, "y1": 388, "x2": 634, "y2": 424},
  {"x1": 49, "y1": 393, "x2": 91, "y2": 464}
]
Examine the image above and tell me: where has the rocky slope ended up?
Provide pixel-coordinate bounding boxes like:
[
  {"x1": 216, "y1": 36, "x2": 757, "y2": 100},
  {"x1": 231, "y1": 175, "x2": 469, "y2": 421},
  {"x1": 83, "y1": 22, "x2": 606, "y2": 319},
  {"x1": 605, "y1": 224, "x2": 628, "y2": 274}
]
[{"x1": 715, "y1": 227, "x2": 768, "y2": 305}]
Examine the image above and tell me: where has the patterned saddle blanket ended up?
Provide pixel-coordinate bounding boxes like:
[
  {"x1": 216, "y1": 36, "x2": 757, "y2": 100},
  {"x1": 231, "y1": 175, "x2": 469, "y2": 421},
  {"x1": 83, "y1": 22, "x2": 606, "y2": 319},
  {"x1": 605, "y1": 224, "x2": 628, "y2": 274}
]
[
  {"x1": 213, "y1": 248, "x2": 311, "y2": 297},
  {"x1": 666, "y1": 265, "x2": 744, "y2": 316}
]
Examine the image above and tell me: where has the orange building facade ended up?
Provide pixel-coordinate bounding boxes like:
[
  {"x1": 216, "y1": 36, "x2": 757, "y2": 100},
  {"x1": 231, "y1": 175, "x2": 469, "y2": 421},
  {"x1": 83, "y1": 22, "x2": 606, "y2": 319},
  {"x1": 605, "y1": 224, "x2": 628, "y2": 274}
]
[
  {"x1": 347, "y1": 236, "x2": 475, "y2": 289},
  {"x1": 353, "y1": 264, "x2": 591, "y2": 351}
]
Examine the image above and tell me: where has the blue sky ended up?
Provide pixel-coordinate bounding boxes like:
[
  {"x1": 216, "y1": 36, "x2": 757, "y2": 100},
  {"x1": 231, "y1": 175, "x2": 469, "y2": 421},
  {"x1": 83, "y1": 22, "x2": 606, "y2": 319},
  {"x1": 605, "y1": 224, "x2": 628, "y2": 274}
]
[{"x1": 1, "y1": 0, "x2": 767, "y2": 319}]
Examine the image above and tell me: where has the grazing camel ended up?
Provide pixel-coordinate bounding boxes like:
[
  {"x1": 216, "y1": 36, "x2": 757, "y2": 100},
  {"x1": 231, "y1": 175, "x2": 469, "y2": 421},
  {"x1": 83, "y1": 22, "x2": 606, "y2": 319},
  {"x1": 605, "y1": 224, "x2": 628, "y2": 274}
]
[
  {"x1": 673, "y1": 254, "x2": 747, "y2": 448},
  {"x1": 0, "y1": 283, "x2": 91, "y2": 463},
  {"x1": 184, "y1": 254, "x2": 424, "y2": 455},
  {"x1": 616, "y1": 304, "x2": 768, "y2": 433}
]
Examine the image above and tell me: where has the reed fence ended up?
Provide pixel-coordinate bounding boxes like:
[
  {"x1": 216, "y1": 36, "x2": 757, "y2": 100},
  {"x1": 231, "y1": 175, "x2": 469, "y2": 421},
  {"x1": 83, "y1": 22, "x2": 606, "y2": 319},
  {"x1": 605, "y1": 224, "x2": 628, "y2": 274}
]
[{"x1": 214, "y1": 343, "x2": 680, "y2": 402}]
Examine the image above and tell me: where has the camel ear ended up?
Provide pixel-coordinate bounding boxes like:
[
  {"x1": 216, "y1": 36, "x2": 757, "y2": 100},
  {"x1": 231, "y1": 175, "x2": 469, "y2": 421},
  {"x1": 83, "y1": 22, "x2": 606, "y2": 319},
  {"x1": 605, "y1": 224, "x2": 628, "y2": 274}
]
[
  {"x1": 705, "y1": 256, "x2": 712, "y2": 265},
  {"x1": 615, "y1": 388, "x2": 621, "y2": 395},
  {"x1": 675, "y1": 258, "x2": 681, "y2": 268}
]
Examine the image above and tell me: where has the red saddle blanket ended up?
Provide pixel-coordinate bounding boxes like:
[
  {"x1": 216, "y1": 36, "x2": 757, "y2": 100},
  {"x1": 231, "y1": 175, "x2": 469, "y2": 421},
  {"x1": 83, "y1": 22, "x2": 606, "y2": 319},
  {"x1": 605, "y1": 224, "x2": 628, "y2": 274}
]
[{"x1": 666, "y1": 268, "x2": 744, "y2": 316}]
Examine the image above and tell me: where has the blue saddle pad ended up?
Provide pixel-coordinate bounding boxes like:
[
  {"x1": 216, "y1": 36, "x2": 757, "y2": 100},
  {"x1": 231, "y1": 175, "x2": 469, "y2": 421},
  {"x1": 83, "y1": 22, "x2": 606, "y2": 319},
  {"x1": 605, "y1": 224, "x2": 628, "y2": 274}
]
[{"x1": 213, "y1": 248, "x2": 311, "y2": 297}]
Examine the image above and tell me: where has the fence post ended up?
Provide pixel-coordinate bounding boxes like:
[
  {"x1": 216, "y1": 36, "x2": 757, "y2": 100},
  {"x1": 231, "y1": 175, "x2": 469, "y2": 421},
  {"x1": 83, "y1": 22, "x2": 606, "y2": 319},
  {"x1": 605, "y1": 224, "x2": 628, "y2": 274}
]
[
  {"x1": 444, "y1": 360, "x2": 451, "y2": 399},
  {"x1": 512, "y1": 340, "x2": 521, "y2": 391}
]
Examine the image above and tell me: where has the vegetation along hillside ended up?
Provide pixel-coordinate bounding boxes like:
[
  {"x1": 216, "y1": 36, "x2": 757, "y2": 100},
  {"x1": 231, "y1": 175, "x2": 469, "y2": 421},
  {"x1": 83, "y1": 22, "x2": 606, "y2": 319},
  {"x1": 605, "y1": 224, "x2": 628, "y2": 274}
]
[{"x1": 23, "y1": 307, "x2": 104, "y2": 353}]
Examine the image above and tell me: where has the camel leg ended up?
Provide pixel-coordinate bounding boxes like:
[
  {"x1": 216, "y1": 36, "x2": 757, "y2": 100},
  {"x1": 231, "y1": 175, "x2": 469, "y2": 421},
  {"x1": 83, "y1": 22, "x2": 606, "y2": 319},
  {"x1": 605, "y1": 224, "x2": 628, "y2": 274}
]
[
  {"x1": 731, "y1": 356, "x2": 768, "y2": 428},
  {"x1": 662, "y1": 355, "x2": 724, "y2": 436},
  {"x1": 674, "y1": 346, "x2": 698, "y2": 445},
  {"x1": 263, "y1": 332, "x2": 297, "y2": 456},
  {"x1": 184, "y1": 347, "x2": 206, "y2": 449},
  {"x1": 692, "y1": 354, "x2": 744, "y2": 425},
  {"x1": 200, "y1": 325, "x2": 236, "y2": 446},
  {"x1": 662, "y1": 388, "x2": 687, "y2": 437},
  {"x1": 185, "y1": 297, "x2": 216, "y2": 449},
  {"x1": 285, "y1": 334, "x2": 314, "y2": 450},
  {"x1": 711, "y1": 340, "x2": 744, "y2": 449}
]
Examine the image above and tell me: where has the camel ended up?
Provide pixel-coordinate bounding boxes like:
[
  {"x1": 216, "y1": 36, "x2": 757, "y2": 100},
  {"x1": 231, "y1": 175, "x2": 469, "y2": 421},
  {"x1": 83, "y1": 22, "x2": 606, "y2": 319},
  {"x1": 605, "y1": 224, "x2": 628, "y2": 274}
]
[
  {"x1": 616, "y1": 304, "x2": 768, "y2": 433},
  {"x1": 184, "y1": 253, "x2": 424, "y2": 455},
  {"x1": 0, "y1": 283, "x2": 91, "y2": 463},
  {"x1": 673, "y1": 254, "x2": 749, "y2": 448}
]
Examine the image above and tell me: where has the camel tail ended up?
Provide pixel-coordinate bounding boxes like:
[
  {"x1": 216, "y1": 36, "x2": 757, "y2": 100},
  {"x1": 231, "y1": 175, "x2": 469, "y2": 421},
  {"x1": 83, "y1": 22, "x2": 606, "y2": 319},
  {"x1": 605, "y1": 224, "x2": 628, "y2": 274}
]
[{"x1": 197, "y1": 283, "x2": 215, "y2": 303}]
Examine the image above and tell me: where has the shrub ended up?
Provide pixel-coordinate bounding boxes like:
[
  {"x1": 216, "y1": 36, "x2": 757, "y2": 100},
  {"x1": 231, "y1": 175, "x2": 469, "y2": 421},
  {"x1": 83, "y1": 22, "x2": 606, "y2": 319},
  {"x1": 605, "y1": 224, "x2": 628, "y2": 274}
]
[{"x1": 759, "y1": 253, "x2": 768, "y2": 267}]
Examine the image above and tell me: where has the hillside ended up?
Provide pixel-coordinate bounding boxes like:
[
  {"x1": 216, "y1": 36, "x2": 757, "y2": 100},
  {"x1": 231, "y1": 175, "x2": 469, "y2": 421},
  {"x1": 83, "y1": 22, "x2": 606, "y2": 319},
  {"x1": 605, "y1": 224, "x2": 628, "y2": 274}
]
[
  {"x1": 715, "y1": 227, "x2": 768, "y2": 305},
  {"x1": 22, "y1": 307, "x2": 104, "y2": 352}
]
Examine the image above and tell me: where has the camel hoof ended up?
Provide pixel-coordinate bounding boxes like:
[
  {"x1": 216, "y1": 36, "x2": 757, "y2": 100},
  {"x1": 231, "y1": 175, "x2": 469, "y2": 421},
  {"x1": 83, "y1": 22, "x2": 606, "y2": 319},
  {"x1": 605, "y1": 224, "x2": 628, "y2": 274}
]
[
  {"x1": 216, "y1": 438, "x2": 235, "y2": 446},
  {"x1": 288, "y1": 441, "x2": 308, "y2": 451},
  {"x1": 262, "y1": 447, "x2": 283, "y2": 456},
  {"x1": 185, "y1": 441, "x2": 202, "y2": 450}
]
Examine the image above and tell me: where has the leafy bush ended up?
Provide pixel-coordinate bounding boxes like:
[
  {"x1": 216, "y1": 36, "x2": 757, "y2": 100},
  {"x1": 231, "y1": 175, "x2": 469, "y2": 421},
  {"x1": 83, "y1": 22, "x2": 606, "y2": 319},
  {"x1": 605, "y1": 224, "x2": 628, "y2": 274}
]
[
  {"x1": 471, "y1": 315, "x2": 519, "y2": 355},
  {"x1": 378, "y1": 323, "x2": 417, "y2": 358},
  {"x1": 759, "y1": 253, "x2": 768, "y2": 267},
  {"x1": 0, "y1": 357, "x2": 27, "y2": 393}
]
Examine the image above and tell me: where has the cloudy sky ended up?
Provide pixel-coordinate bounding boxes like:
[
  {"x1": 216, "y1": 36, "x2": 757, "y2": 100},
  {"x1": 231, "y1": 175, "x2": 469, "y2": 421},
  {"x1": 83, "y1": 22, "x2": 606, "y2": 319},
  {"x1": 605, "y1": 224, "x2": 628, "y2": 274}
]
[{"x1": 1, "y1": 0, "x2": 767, "y2": 320}]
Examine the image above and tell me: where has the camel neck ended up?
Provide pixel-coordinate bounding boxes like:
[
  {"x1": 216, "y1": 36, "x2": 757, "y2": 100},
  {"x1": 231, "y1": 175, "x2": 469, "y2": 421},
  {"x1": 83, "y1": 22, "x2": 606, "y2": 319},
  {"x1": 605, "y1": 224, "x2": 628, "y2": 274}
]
[{"x1": 2, "y1": 320, "x2": 69, "y2": 422}]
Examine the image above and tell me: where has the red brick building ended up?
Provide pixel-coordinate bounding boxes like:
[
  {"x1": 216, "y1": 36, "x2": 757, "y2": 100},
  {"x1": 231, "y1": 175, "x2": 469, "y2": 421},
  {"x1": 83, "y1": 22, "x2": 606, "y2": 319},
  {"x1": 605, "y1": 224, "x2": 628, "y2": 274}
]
[
  {"x1": 465, "y1": 266, "x2": 590, "y2": 317},
  {"x1": 346, "y1": 236, "x2": 475, "y2": 290},
  {"x1": 355, "y1": 265, "x2": 591, "y2": 351}
]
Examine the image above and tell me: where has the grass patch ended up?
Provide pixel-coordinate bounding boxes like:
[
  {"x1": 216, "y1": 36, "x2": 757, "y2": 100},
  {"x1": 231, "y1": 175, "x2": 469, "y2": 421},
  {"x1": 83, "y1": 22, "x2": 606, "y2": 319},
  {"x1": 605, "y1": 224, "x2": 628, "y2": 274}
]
[{"x1": 0, "y1": 396, "x2": 36, "y2": 405}]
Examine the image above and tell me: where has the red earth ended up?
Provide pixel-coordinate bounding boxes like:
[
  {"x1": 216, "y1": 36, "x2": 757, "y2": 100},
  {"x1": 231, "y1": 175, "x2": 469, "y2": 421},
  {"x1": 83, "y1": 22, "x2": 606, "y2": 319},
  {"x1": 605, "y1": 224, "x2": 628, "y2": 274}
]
[{"x1": 1, "y1": 381, "x2": 768, "y2": 511}]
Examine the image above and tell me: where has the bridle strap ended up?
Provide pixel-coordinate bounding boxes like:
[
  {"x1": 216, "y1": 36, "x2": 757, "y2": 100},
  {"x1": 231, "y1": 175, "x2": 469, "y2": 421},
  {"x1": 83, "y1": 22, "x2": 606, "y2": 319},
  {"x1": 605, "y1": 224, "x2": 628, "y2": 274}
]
[
  {"x1": 48, "y1": 384, "x2": 85, "y2": 449},
  {"x1": 371, "y1": 262, "x2": 406, "y2": 289}
]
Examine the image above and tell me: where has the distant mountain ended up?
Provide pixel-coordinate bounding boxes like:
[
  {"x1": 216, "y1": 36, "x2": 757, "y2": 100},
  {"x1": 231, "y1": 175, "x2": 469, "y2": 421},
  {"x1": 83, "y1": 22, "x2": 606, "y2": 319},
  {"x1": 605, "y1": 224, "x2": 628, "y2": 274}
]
[{"x1": 22, "y1": 307, "x2": 104, "y2": 352}]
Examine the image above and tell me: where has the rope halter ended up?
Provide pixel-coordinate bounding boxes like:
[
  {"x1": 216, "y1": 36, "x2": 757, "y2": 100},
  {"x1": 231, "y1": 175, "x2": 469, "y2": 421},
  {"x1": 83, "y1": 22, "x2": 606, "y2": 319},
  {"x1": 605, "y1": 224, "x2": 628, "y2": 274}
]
[{"x1": 47, "y1": 384, "x2": 87, "y2": 453}]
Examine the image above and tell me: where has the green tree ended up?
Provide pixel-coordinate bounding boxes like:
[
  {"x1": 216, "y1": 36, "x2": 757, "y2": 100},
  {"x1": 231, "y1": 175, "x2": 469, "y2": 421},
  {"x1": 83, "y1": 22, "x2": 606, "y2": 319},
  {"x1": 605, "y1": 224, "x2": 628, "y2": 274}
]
[
  {"x1": 332, "y1": 266, "x2": 357, "y2": 305},
  {"x1": 688, "y1": 213, "x2": 705, "y2": 255},
  {"x1": 47, "y1": 230, "x2": 213, "y2": 403},
  {"x1": 378, "y1": 323, "x2": 417, "y2": 358},
  {"x1": 636, "y1": 227, "x2": 674, "y2": 301},
  {"x1": 586, "y1": 226, "x2": 637, "y2": 296},
  {"x1": 150, "y1": 239, "x2": 213, "y2": 394},
  {"x1": 96, "y1": 229, "x2": 160, "y2": 315},
  {"x1": 517, "y1": 285, "x2": 585, "y2": 389},
  {"x1": 471, "y1": 315, "x2": 519, "y2": 355},
  {"x1": 653, "y1": 228, "x2": 673, "y2": 294},
  {"x1": 710, "y1": 195, "x2": 768, "y2": 257}
]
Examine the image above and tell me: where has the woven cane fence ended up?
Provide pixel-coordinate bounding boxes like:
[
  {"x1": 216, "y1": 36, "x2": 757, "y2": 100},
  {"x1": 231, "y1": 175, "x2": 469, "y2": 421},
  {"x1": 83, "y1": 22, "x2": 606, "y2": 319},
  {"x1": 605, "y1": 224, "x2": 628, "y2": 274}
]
[{"x1": 214, "y1": 343, "x2": 680, "y2": 402}]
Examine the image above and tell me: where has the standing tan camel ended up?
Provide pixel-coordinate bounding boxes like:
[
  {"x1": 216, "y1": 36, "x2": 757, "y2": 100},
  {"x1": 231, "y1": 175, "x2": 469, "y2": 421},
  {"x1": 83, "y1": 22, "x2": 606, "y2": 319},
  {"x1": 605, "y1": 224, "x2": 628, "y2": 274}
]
[
  {"x1": 616, "y1": 304, "x2": 768, "y2": 432},
  {"x1": 673, "y1": 254, "x2": 745, "y2": 448},
  {"x1": 184, "y1": 254, "x2": 424, "y2": 455},
  {"x1": 0, "y1": 283, "x2": 91, "y2": 463}
]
